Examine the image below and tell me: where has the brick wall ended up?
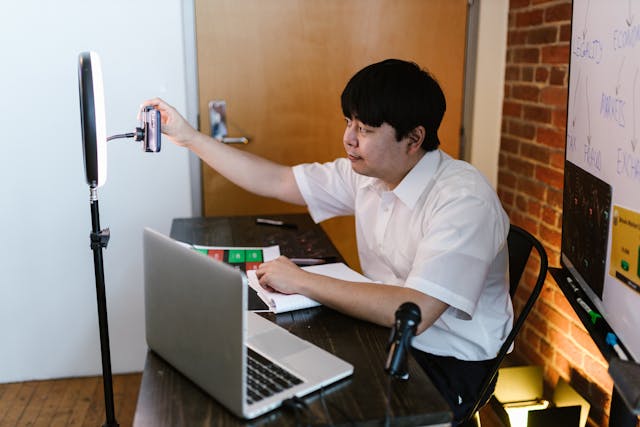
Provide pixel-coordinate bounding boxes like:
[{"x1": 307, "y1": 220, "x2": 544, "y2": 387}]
[{"x1": 498, "y1": 1, "x2": 621, "y2": 426}]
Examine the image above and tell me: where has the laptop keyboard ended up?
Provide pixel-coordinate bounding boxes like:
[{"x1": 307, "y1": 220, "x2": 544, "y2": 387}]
[{"x1": 246, "y1": 348, "x2": 303, "y2": 404}]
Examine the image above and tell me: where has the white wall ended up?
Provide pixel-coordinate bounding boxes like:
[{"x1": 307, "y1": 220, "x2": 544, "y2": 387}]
[
  {"x1": 0, "y1": 1, "x2": 193, "y2": 382},
  {"x1": 465, "y1": 0, "x2": 509, "y2": 188}
]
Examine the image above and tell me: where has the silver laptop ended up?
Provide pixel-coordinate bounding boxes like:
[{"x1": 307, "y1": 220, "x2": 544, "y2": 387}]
[{"x1": 142, "y1": 227, "x2": 353, "y2": 419}]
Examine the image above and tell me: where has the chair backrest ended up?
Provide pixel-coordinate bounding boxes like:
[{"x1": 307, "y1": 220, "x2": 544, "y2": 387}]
[{"x1": 464, "y1": 224, "x2": 549, "y2": 422}]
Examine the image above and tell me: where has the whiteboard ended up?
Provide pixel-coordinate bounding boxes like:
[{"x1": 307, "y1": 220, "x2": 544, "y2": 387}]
[{"x1": 564, "y1": 0, "x2": 640, "y2": 361}]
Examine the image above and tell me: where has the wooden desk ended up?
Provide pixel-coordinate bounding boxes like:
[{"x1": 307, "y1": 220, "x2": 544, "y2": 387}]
[{"x1": 134, "y1": 215, "x2": 452, "y2": 426}]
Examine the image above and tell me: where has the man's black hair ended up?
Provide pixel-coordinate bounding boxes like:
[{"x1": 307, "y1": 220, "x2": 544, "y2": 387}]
[{"x1": 341, "y1": 59, "x2": 446, "y2": 152}]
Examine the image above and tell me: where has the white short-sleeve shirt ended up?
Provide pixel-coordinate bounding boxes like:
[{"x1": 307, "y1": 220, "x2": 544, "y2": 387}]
[{"x1": 292, "y1": 149, "x2": 513, "y2": 361}]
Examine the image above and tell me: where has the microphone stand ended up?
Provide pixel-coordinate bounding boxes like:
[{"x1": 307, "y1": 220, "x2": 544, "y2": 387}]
[
  {"x1": 89, "y1": 184, "x2": 119, "y2": 427},
  {"x1": 385, "y1": 302, "x2": 421, "y2": 380},
  {"x1": 384, "y1": 303, "x2": 421, "y2": 426}
]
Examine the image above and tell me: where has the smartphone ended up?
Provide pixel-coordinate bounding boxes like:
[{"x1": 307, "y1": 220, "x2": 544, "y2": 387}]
[{"x1": 143, "y1": 106, "x2": 161, "y2": 152}]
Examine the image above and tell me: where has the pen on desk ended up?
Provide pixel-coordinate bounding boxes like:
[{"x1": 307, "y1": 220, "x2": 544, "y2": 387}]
[
  {"x1": 566, "y1": 277, "x2": 601, "y2": 323},
  {"x1": 606, "y1": 332, "x2": 629, "y2": 361},
  {"x1": 567, "y1": 276, "x2": 580, "y2": 293},
  {"x1": 290, "y1": 257, "x2": 337, "y2": 266},
  {"x1": 576, "y1": 296, "x2": 602, "y2": 324},
  {"x1": 255, "y1": 218, "x2": 298, "y2": 229}
]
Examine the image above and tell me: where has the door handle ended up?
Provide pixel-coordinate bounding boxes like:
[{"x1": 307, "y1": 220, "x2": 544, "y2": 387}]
[
  {"x1": 208, "y1": 100, "x2": 250, "y2": 144},
  {"x1": 220, "y1": 137, "x2": 249, "y2": 144}
]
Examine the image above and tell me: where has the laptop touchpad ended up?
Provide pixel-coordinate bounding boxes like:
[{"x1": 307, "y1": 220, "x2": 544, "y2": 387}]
[{"x1": 248, "y1": 329, "x2": 310, "y2": 359}]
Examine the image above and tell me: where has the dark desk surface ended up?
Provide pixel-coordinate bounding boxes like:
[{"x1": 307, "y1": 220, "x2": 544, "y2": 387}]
[{"x1": 134, "y1": 214, "x2": 452, "y2": 427}]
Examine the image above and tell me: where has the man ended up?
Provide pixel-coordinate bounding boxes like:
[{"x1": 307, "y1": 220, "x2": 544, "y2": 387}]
[{"x1": 143, "y1": 59, "x2": 512, "y2": 425}]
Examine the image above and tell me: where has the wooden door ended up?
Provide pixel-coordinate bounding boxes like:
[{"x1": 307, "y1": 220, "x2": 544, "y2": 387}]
[{"x1": 195, "y1": 0, "x2": 468, "y2": 270}]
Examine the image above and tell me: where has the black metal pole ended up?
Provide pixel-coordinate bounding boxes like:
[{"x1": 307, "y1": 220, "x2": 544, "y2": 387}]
[{"x1": 89, "y1": 186, "x2": 119, "y2": 427}]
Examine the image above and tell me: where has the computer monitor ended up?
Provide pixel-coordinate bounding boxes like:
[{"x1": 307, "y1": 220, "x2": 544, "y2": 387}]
[{"x1": 560, "y1": 161, "x2": 611, "y2": 304}]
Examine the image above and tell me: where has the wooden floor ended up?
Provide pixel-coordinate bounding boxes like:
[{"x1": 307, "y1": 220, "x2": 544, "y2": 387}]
[{"x1": 0, "y1": 373, "x2": 141, "y2": 427}]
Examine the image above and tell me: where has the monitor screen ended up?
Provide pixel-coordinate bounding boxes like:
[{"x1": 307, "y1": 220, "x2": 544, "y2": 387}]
[{"x1": 561, "y1": 161, "x2": 611, "y2": 300}]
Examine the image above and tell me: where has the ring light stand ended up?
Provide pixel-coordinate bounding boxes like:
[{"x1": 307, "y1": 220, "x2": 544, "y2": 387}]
[{"x1": 78, "y1": 51, "x2": 118, "y2": 427}]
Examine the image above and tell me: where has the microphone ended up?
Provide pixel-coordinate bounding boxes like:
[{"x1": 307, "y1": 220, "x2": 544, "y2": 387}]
[{"x1": 385, "y1": 302, "x2": 421, "y2": 380}]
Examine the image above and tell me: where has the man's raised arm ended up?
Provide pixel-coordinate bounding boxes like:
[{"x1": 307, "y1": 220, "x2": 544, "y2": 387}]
[{"x1": 142, "y1": 97, "x2": 305, "y2": 206}]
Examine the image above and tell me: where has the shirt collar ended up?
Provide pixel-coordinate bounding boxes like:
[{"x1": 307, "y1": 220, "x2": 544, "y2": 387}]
[{"x1": 392, "y1": 149, "x2": 442, "y2": 209}]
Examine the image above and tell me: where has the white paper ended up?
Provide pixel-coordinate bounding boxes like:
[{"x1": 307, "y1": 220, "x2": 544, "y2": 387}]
[{"x1": 246, "y1": 262, "x2": 371, "y2": 313}]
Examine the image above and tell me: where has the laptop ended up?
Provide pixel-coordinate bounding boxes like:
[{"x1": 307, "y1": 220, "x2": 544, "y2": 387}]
[{"x1": 142, "y1": 227, "x2": 353, "y2": 419}]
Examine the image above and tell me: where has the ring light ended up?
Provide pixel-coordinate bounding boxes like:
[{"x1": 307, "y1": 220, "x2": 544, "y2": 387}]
[
  {"x1": 76, "y1": 50, "x2": 163, "y2": 427},
  {"x1": 78, "y1": 51, "x2": 107, "y2": 188},
  {"x1": 77, "y1": 51, "x2": 118, "y2": 427}
]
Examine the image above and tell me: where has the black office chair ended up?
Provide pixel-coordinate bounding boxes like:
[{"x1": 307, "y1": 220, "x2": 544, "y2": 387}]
[{"x1": 461, "y1": 224, "x2": 549, "y2": 427}]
